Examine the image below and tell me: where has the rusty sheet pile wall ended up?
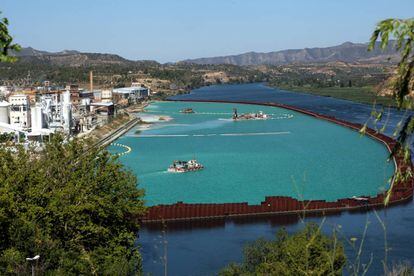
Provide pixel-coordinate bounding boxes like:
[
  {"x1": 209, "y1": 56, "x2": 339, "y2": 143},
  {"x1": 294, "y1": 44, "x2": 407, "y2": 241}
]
[{"x1": 142, "y1": 100, "x2": 414, "y2": 223}]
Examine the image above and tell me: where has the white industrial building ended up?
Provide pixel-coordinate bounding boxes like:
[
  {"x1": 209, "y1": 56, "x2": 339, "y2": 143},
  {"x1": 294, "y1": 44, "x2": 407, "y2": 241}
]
[
  {"x1": 101, "y1": 89, "x2": 112, "y2": 102},
  {"x1": 34, "y1": 90, "x2": 73, "y2": 133},
  {"x1": 112, "y1": 86, "x2": 150, "y2": 104},
  {"x1": 9, "y1": 94, "x2": 31, "y2": 129}
]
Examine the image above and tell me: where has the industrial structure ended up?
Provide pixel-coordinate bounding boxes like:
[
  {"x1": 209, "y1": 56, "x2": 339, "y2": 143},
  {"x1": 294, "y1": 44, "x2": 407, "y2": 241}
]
[
  {"x1": 113, "y1": 86, "x2": 150, "y2": 105},
  {"x1": 0, "y1": 75, "x2": 151, "y2": 142}
]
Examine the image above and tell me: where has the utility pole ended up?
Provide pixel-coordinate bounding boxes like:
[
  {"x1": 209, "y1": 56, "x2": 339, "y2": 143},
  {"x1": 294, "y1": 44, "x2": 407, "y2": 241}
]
[{"x1": 26, "y1": 255, "x2": 40, "y2": 276}]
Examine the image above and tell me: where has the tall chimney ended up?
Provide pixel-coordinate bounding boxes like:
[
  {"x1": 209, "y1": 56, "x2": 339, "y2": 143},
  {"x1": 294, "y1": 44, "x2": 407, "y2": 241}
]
[{"x1": 89, "y1": 71, "x2": 93, "y2": 92}]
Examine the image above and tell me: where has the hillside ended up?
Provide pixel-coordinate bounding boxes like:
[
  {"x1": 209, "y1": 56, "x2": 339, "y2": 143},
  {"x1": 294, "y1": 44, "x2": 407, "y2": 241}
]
[
  {"x1": 2, "y1": 44, "x2": 402, "y2": 104},
  {"x1": 183, "y1": 42, "x2": 399, "y2": 66},
  {"x1": 10, "y1": 47, "x2": 144, "y2": 67}
]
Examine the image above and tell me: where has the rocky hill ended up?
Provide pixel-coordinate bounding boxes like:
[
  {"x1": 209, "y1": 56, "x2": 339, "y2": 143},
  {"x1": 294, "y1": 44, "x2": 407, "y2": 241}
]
[
  {"x1": 10, "y1": 47, "x2": 152, "y2": 67},
  {"x1": 183, "y1": 42, "x2": 399, "y2": 66}
]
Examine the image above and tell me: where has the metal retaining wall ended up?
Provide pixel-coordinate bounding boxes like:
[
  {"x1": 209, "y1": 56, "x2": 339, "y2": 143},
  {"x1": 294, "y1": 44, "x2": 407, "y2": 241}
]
[{"x1": 142, "y1": 100, "x2": 414, "y2": 223}]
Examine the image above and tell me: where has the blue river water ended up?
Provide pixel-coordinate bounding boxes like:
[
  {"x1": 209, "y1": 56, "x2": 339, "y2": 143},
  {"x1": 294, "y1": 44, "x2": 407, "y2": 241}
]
[
  {"x1": 137, "y1": 83, "x2": 413, "y2": 276},
  {"x1": 110, "y1": 101, "x2": 393, "y2": 206}
]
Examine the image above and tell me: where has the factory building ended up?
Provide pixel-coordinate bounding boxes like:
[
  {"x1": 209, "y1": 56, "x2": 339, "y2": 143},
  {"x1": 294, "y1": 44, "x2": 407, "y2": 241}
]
[
  {"x1": 112, "y1": 86, "x2": 150, "y2": 104},
  {"x1": 0, "y1": 78, "x2": 152, "y2": 142},
  {"x1": 90, "y1": 102, "x2": 115, "y2": 116},
  {"x1": 101, "y1": 89, "x2": 112, "y2": 103},
  {"x1": 9, "y1": 94, "x2": 31, "y2": 129},
  {"x1": 34, "y1": 90, "x2": 73, "y2": 133},
  {"x1": 65, "y1": 84, "x2": 81, "y2": 105}
]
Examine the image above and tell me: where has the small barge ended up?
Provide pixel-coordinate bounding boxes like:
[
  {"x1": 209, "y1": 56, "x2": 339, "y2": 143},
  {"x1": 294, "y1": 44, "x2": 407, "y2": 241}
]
[
  {"x1": 168, "y1": 159, "x2": 204, "y2": 173},
  {"x1": 232, "y1": 108, "x2": 270, "y2": 120},
  {"x1": 180, "y1": 108, "x2": 195, "y2": 114}
]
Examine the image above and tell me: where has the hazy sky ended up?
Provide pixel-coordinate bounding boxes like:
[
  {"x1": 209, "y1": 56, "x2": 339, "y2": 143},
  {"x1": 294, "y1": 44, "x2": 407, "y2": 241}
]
[{"x1": 2, "y1": 0, "x2": 413, "y2": 62}]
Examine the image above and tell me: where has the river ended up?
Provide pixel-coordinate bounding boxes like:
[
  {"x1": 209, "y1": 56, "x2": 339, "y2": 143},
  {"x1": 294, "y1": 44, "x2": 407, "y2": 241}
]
[{"x1": 135, "y1": 83, "x2": 413, "y2": 275}]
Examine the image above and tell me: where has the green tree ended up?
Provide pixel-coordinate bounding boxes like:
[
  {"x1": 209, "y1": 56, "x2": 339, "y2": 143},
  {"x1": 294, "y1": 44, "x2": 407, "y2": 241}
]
[
  {"x1": 0, "y1": 11, "x2": 20, "y2": 63},
  {"x1": 369, "y1": 18, "x2": 413, "y2": 108},
  {"x1": 0, "y1": 135, "x2": 146, "y2": 275},
  {"x1": 220, "y1": 223, "x2": 346, "y2": 276}
]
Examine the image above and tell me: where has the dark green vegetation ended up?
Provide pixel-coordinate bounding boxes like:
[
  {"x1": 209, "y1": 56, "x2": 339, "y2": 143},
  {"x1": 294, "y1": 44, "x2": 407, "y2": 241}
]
[
  {"x1": 267, "y1": 62, "x2": 398, "y2": 106},
  {"x1": 267, "y1": 63, "x2": 390, "y2": 88},
  {"x1": 273, "y1": 85, "x2": 397, "y2": 107},
  {"x1": 0, "y1": 136, "x2": 146, "y2": 274},
  {"x1": 0, "y1": 132, "x2": 14, "y2": 143},
  {"x1": 0, "y1": 12, "x2": 20, "y2": 63},
  {"x1": 220, "y1": 224, "x2": 346, "y2": 276}
]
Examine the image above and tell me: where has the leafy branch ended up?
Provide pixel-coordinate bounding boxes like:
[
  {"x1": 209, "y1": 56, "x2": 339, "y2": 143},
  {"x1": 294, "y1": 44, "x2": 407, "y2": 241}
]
[
  {"x1": 369, "y1": 18, "x2": 414, "y2": 109},
  {"x1": 0, "y1": 11, "x2": 21, "y2": 63}
]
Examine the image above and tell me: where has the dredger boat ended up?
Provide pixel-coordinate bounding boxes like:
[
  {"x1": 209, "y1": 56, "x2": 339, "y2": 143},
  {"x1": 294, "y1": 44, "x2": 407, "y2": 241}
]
[
  {"x1": 167, "y1": 159, "x2": 204, "y2": 173},
  {"x1": 232, "y1": 108, "x2": 270, "y2": 120}
]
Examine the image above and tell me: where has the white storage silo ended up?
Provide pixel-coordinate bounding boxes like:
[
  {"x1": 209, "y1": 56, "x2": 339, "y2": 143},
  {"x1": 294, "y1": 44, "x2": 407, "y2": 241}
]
[
  {"x1": 0, "y1": 101, "x2": 10, "y2": 124},
  {"x1": 31, "y1": 104, "x2": 44, "y2": 132},
  {"x1": 62, "y1": 91, "x2": 72, "y2": 132}
]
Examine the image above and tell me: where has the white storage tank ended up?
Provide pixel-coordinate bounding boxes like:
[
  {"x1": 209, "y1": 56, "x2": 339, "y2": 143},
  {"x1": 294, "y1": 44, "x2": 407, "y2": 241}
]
[
  {"x1": 61, "y1": 90, "x2": 72, "y2": 132},
  {"x1": 31, "y1": 104, "x2": 44, "y2": 132},
  {"x1": 0, "y1": 101, "x2": 9, "y2": 124}
]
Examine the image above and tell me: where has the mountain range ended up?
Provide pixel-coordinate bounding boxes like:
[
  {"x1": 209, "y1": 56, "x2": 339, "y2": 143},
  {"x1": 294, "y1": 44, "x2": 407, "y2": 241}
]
[
  {"x1": 182, "y1": 42, "x2": 399, "y2": 66},
  {"x1": 10, "y1": 42, "x2": 399, "y2": 67}
]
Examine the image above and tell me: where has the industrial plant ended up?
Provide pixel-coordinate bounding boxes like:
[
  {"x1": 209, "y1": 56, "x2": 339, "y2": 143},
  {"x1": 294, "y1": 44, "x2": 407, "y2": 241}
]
[{"x1": 0, "y1": 72, "x2": 150, "y2": 142}]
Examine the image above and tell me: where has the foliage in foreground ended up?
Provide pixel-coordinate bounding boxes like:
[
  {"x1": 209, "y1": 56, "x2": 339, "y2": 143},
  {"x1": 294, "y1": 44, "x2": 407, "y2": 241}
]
[
  {"x1": 0, "y1": 136, "x2": 146, "y2": 275},
  {"x1": 0, "y1": 11, "x2": 20, "y2": 63},
  {"x1": 220, "y1": 223, "x2": 346, "y2": 276},
  {"x1": 367, "y1": 18, "x2": 414, "y2": 205},
  {"x1": 369, "y1": 18, "x2": 414, "y2": 109}
]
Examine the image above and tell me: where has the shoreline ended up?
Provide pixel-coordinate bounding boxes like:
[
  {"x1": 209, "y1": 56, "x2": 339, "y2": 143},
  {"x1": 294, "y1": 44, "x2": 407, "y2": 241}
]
[
  {"x1": 267, "y1": 84, "x2": 398, "y2": 108},
  {"x1": 89, "y1": 101, "x2": 151, "y2": 148},
  {"x1": 142, "y1": 99, "x2": 413, "y2": 223}
]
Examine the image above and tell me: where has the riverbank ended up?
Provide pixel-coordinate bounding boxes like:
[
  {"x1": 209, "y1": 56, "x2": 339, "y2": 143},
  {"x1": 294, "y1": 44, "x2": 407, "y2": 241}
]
[
  {"x1": 268, "y1": 85, "x2": 397, "y2": 107},
  {"x1": 85, "y1": 101, "x2": 150, "y2": 147}
]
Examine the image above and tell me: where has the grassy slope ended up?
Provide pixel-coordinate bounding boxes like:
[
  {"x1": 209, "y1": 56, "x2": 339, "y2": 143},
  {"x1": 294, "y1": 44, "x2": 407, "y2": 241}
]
[{"x1": 274, "y1": 85, "x2": 397, "y2": 107}]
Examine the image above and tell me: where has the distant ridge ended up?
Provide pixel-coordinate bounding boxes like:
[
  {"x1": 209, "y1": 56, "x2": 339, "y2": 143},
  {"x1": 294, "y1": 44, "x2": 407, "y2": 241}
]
[
  {"x1": 10, "y1": 41, "x2": 399, "y2": 67},
  {"x1": 182, "y1": 42, "x2": 399, "y2": 66},
  {"x1": 10, "y1": 47, "x2": 158, "y2": 67},
  {"x1": 14, "y1": 47, "x2": 81, "y2": 57}
]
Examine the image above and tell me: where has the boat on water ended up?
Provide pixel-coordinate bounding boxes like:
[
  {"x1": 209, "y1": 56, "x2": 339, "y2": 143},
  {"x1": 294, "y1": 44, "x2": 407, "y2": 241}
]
[
  {"x1": 167, "y1": 159, "x2": 204, "y2": 173},
  {"x1": 180, "y1": 108, "x2": 195, "y2": 114},
  {"x1": 232, "y1": 108, "x2": 270, "y2": 120}
]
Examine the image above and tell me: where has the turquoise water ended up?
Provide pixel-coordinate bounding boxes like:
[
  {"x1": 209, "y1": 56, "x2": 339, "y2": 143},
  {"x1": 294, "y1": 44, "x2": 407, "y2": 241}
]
[{"x1": 109, "y1": 101, "x2": 394, "y2": 206}]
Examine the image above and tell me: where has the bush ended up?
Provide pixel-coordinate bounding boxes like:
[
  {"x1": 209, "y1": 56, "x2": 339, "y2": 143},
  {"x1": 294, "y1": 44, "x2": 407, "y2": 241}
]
[{"x1": 220, "y1": 223, "x2": 346, "y2": 276}]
